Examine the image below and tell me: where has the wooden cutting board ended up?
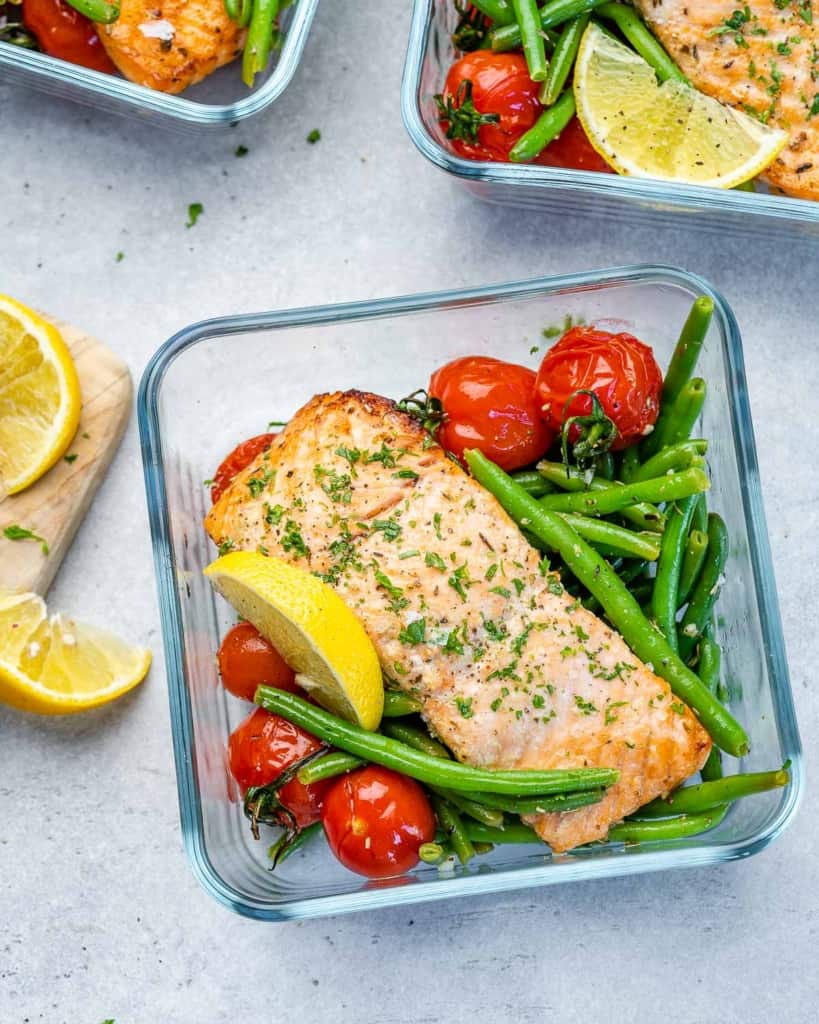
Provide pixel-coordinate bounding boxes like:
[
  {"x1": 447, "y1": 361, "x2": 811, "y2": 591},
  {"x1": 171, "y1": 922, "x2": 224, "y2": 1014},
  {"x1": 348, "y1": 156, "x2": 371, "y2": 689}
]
[{"x1": 0, "y1": 318, "x2": 132, "y2": 596}]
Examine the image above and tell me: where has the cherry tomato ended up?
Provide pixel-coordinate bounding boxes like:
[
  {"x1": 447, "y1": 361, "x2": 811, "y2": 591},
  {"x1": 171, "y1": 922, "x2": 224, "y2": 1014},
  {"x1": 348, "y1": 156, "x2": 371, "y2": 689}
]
[
  {"x1": 228, "y1": 707, "x2": 330, "y2": 829},
  {"x1": 534, "y1": 117, "x2": 613, "y2": 174},
  {"x1": 429, "y1": 355, "x2": 555, "y2": 471},
  {"x1": 437, "y1": 50, "x2": 541, "y2": 161},
  {"x1": 321, "y1": 766, "x2": 436, "y2": 878},
  {"x1": 210, "y1": 432, "x2": 276, "y2": 504},
  {"x1": 217, "y1": 622, "x2": 298, "y2": 702},
  {"x1": 23, "y1": 0, "x2": 116, "y2": 73},
  {"x1": 534, "y1": 327, "x2": 663, "y2": 450}
]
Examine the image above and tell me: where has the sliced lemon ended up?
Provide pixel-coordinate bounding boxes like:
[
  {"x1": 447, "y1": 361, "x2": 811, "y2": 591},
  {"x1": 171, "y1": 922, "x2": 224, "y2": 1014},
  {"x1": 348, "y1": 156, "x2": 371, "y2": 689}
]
[
  {"x1": 0, "y1": 295, "x2": 82, "y2": 495},
  {"x1": 573, "y1": 22, "x2": 787, "y2": 187},
  {"x1": 205, "y1": 551, "x2": 384, "y2": 730},
  {"x1": 0, "y1": 588, "x2": 151, "y2": 714}
]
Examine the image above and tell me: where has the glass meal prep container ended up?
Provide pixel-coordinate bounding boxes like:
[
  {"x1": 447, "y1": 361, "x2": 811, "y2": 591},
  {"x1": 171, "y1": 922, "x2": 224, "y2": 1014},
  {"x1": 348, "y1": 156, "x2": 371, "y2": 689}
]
[
  {"x1": 139, "y1": 265, "x2": 802, "y2": 921},
  {"x1": 0, "y1": 0, "x2": 319, "y2": 130},
  {"x1": 401, "y1": 0, "x2": 819, "y2": 237}
]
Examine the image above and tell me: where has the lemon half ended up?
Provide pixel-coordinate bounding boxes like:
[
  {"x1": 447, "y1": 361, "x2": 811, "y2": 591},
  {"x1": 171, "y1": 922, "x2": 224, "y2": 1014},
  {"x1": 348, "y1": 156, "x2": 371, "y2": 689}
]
[
  {"x1": 0, "y1": 295, "x2": 82, "y2": 495},
  {"x1": 205, "y1": 551, "x2": 384, "y2": 730},
  {"x1": 0, "y1": 589, "x2": 151, "y2": 714},
  {"x1": 573, "y1": 22, "x2": 787, "y2": 188}
]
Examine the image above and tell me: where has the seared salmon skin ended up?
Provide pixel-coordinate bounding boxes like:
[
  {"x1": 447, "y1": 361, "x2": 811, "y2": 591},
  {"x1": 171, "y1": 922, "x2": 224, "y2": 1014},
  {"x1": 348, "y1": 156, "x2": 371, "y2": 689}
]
[
  {"x1": 96, "y1": 0, "x2": 244, "y2": 94},
  {"x1": 632, "y1": 0, "x2": 819, "y2": 199},
  {"x1": 205, "y1": 392, "x2": 711, "y2": 851}
]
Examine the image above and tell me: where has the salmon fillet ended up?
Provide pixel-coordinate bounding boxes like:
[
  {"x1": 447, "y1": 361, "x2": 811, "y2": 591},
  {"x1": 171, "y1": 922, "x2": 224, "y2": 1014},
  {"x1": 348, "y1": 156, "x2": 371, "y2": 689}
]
[
  {"x1": 632, "y1": 0, "x2": 819, "y2": 199},
  {"x1": 96, "y1": 0, "x2": 244, "y2": 94},
  {"x1": 205, "y1": 391, "x2": 710, "y2": 852}
]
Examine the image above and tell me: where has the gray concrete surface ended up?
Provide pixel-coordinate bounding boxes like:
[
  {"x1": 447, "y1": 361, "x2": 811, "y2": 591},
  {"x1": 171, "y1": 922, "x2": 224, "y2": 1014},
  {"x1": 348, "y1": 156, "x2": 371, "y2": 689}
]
[{"x1": 1, "y1": 2, "x2": 817, "y2": 1022}]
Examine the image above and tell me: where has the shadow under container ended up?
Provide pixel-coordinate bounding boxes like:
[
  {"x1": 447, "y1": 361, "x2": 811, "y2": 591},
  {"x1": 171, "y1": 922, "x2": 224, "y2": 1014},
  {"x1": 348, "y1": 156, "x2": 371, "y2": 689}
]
[
  {"x1": 401, "y1": 0, "x2": 819, "y2": 237},
  {"x1": 138, "y1": 265, "x2": 802, "y2": 920},
  {"x1": 0, "y1": 0, "x2": 320, "y2": 130}
]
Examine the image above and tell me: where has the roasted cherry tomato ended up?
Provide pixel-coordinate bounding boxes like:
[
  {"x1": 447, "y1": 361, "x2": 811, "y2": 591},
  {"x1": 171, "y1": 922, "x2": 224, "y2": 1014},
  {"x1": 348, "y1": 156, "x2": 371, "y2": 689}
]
[
  {"x1": 436, "y1": 50, "x2": 541, "y2": 161},
  {"x1": 210, "y1": 432, "x2": 276, "y2": 504},
  {"x1": 534, "y1": 117, "x2": 613, "y2": 174},
  {"x1": 534, "y1": 327, "x2": 663, "y2": 450},
  {"x1": 429, "y1": 355, "x2": 555, "y2": 471},
  {"x1": 321, "y1": 766, "x2": 436, "y2": 878},
  {"x1": 23, "y1": 0, "x2": 116, "y2": 73},
  {"x1": 228, "y1": 707, "x2": 330, "y2": 829},
  {"x1": 217, "y1": 622, "x2": 298, "y2": 702}
]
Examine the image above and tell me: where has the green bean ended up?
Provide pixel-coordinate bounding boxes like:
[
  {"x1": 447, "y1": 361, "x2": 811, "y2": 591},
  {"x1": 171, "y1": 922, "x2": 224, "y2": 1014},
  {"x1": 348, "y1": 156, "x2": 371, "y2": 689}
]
[
  {"x1": 597, "y1": 3, "x2": 687, "y2": 83},
  {"x1": 464, "y1": 788, "x2": 606, "y2": 816},
  {"x1": 471, "y1": 0, "x2": 516, "y2": 24},
  {"x1": 512, "y1": 0, "x2": 549, "y2": 81},
  {"x1": 677, "y1": 528, "x2": 708, "y2": 607},
  {"x1": 662, "y1": 296, "x2": 714, "y2": 409},
  {"x1": 463, "y1": 452, "x2": 749, "y2": 757},
  {"x1": 540, "y1": 14, "x2": 589, "y2": 105},
  {"x1": 463, "y1": 821, "x2": 542, "y2": 845},
  {"x1": 419, "y1": 841, "x2": 453, "y2": 864},
  {"x1": 651, "y1": 494, "x2": 699, "y2": 651},
  {"x1": 597, "y1": 451, "x2": 616, "y2": 481},
  {"x1": 649, "y1": 378, "x2": 707, "y2": 452},
  {"x1": 536, "y1": 461, "x2": 666, "y2": 532},
  {"x1": 582, "y1": 558, "x2": 648, "y2": 614},
  {"x1": 691, "y1": 492, "x2": 708, "y2": 534},
  {"x1": 509, "y1": 91, "x2": 575, "y2": 162},
  {"x1": 619, "y1": 444, "x2": 642, "y2": 484},
  {"x1": 297, "y1": 751, "x2": 365, "y2": 785},
  {"x1": 539, "y1": 467, "x2": 709, "y2": 518},
  {"x1": 431, "y1": 794, "x2": 475, "y2": 864},
  {"x1": 255, "y1": 688, "x2": 620, "y2": 793},
  {"x1": 267, "y1": 820, "x2": 322, "y2": 867},
  {"x1": 381, "y1": 720, "x2": 451, "y2": 759},
  {"x1": 510, "y1": 470, "x2": 554, "y2": 497},
  {"x1": 224, "y1": 0, "x2": 252, "y2": 28},
  {"x1": 608, "y1": 806, "x2": 728, "y2": 842},
  {"x1": 242, "y1": 0, "x2": 280, "y2": 88},
  {"x1": 677, "y1": 514, "x2": 728, "y2": 661},
  {"x1": 491, "y1": 0, "x2": 609, "y2": 50},
  {"x1": 633, "y1": 767, "x2": 789, "y2": 818},
  {"x1": 697, "y1": 631, "x2": 724, "y2": 780},
  {"x1": 65, "y1": 0, "x2": 120, "y2": 23},
  {"x1": 382, "y1": 691, "x2": 423, "y2": 717},
  {"x1": 556, "y1": 513, "x2": 661, "y2": 561},
  {"x1": 431, "y1": 788, "x2": 505, "y2": 828},
  {"x1": 631, "y1": 440, "x2": 707, "y2": 484}
]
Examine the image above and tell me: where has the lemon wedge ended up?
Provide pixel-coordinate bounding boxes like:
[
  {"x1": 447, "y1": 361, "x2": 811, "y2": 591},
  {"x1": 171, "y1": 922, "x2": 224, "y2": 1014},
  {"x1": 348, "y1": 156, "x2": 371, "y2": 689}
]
[
  {"x1": 205, "y1": 551, "x2": 384, "y2": 730},
  {"x1": 0, "y1": 295, "x2": 82, "y2": 495},
  {"x1": 0, "y1": 589, "x2": 151, "y2": 714},
  {"x1": 573, "y1": 22, "x2": 787, "y2": 187}
]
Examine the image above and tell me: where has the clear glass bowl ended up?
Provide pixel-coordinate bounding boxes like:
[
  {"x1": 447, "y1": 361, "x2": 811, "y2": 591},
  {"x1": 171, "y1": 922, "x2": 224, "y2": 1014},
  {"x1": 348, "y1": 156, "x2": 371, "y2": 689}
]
[
  {"x1": 138, "y1": 265, "x2": 802, "y2": 921},
  {"x1": 0, "y1": 0, "x2": 319, "y2": 130},
  {"x1": 401, "y1": 0, "x2": 819, "y2": 236}
]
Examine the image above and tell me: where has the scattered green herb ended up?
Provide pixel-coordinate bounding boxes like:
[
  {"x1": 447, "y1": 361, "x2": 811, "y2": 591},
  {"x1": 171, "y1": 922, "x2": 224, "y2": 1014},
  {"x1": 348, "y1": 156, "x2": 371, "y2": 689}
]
[
  {"x1": 3, "y1": 524, "x2": 49, "y2": 555},
  {"x1": 186, "y1": 202, "x2": 204, "y2": 228}
]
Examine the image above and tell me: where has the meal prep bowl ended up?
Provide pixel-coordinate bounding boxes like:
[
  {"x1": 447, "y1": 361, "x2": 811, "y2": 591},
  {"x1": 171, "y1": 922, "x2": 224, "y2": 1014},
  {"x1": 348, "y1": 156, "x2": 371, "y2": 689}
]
[
  {"x1": 0, "y1": 0, "x2": 319, "y2": 130},
  {"x1": 139, "y1": 265, "x2": 802, "y2": 921},
  {"x1": 401, "y1": 0, "x2": 819, "y2": 237}
]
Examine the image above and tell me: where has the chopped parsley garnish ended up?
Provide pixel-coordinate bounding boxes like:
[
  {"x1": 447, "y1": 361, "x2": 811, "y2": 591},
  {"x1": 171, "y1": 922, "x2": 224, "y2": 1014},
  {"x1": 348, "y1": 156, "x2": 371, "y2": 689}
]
[
  {"x1": 441, "y1": 628, "x2": 465, "y2": 655},
  {"x1": 671, "y1": 701, "x2": 687, "y2": 716},
  {"x1": 532, "y1": 694, "x2": 545, "y2": 709},
  {"x1": 574, "y1": 695, "x2": 598, "y2": 716},
  {"x1": 307, "y1": 128, "x2": 321, "y2": 144},
  {"x1": 490, "y1": 585, "x2": 511, "y2": 599},
  {"x1": 490, "y1": 696, "x2": 503, "y2": 712},
  {"x1": 314, "y1": 465, "x2": 353, "y2": 504},
  {"x1": 335, "y1": 446, "x2": 362, "y2": 473},
  {"x1": 399, "y1": 618, "x2": 427, "y2": 645},
  {"x1": 217, "y1": 537, "x2": 235, "y2": 556},
  {"x1": 454, "y1": 696, "x2": 474, "y2": 719},
  {"x1": 374, "y1": 568, "x2": 409, "y2": 612},
  {"x1": 247, "y1": 468, "x2": 274, "y2": 497},
  {"x1": 365, "y1": 442, "x2": 397, "y2": 468},
  {"x1": 574, "y1": 624, "x2": 590, "y2": 642},
  {"x1": 235, "y1": 144, "x2": 249, "y2": 157},
  {"x1": 281, "y1": 520, "x2": 309, "y2": 558},
  {"x1": 399, "y1": 549, "x2": 420, "y2": 560},
  {"x1": 433, "y1": 512, "x2": 443, "y2": 540},
  {"x1": 115, "y1": 252, "x2": 124, "y2": 263},
  {"x1": 487, "y1": 660, "x2": 520, "y2": 682},
  {"x1": 371, "y1": 518, "x2": 402, "y2": 542},
  {"x1": 448, "y1": 564, "x2": 472, "y2": 601},
  {"x1": 604, "y1": 701, "x2": 629, "y2": 725},
  {"x1": 538, "y1": 557, "x2": 550, "y2": 576},
  {"x1": 393, "y1": 468, "x2": 419, "y2": 480},
  {"x1": 482, "y1": 616, "x2": 508, "y2": 642},
  {"x1": 185, "y1": 202, "x2": 204, "y2": 228},
  {"x1": 424, "y1": 551, "x2": 447, "y2": 571},
  {"x1": 64, "y1": 453, "x2": 78, "y2": 464},
  {"x1": 808, "y1": 93, "x2": 819, "y2": 117},
  {"x1": 511, "y1": 624, "x2": 533, "y2": 657},
  {"x1": 547, "y1": 579, "x2": 564, "y2": 596},
  {"x1": 3, "y1": 524, "x2": 49, "y2": 555},
  {"x1": 485, "y1": 563, "x2": 498, "y2": 581},
  {"x1": 512, "y1": 578, "x2": 525, "y2": 596},
  {"x1": 264, "y1": 502, "x2": 284, "y2": 525},
  {"x1": 560, "y1": 646, "x2": 576, "y2": 659}
]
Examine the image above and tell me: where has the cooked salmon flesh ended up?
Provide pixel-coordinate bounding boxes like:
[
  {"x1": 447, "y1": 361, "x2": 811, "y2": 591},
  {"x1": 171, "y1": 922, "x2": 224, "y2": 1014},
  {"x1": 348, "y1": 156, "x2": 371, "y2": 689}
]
[
  {"x1": 632, "y1": 0, "x2": 819, "y2": 199},
  {"x1": 96, "y1": 0, "x2": 244, "y2": 94},
  {"x1": 205, "y1": 391, "x2": 711, "y2": 852}
]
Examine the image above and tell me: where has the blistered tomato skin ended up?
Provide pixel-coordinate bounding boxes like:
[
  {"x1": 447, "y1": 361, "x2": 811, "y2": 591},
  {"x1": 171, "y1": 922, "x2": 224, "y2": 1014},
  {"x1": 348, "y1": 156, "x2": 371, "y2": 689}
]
[
  {"x1": 535, "y1": 327, "x2": 663, "y2": 450},
  {"x1": 210, "y1": 432, "x2": 277, "y2": 504},
  {"x1": 534, "y1": 117, "x2": 613, "y2": 173},
  {"x1": 429, "y1": 355, "x2": 555, "y2": 471},
  {"x1": 228, "y1": 707, "x2": 330, "y2": 829},
  {"x1": 217, "y1": 622, "x2": 298, "y2": 702},
  {"x1": 439, "y1": 51, "x2": 541, "y2": 162},
  {"x1": 321, "y1": 767, "x2": 436, "y2": 878},
  {"x1": 23, "y1": 0, "x2": 116, "y2": 73}
]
